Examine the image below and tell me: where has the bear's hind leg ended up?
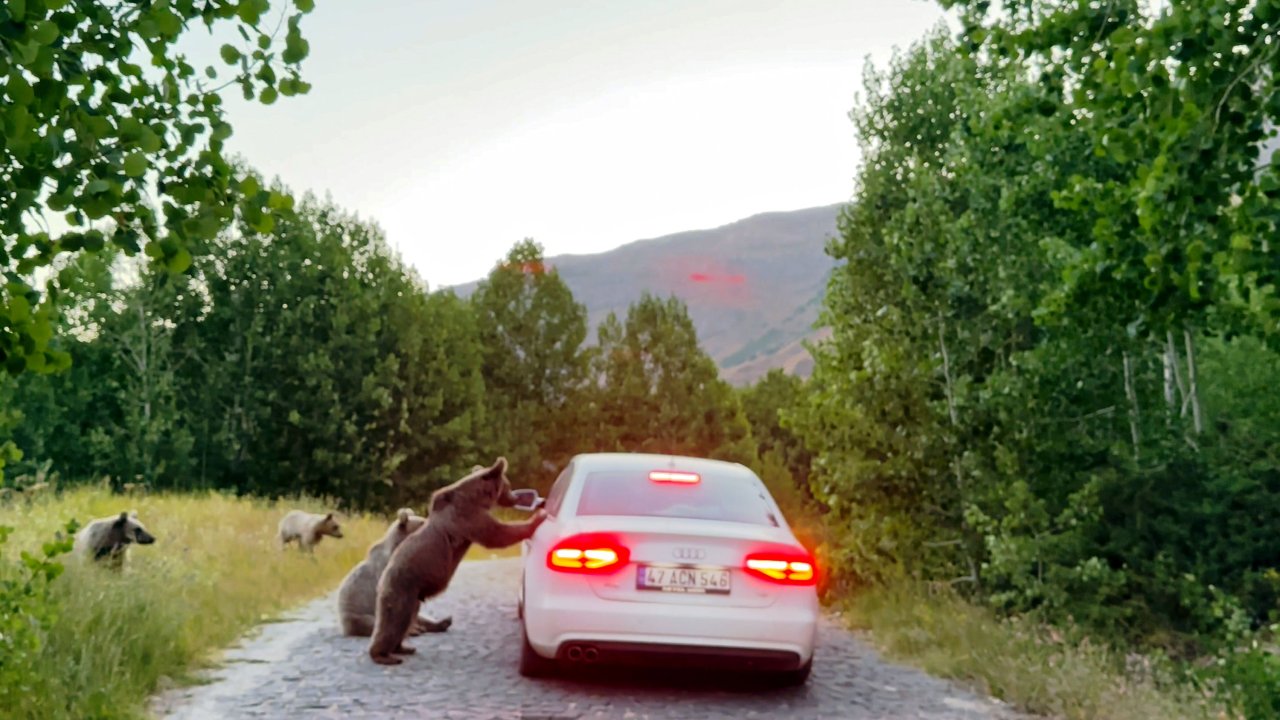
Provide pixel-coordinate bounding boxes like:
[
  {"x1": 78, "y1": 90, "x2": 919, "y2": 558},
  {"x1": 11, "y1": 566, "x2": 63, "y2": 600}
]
[
  {"x1": 341, "y1": 613, "x2": 376, "y2": 637},
  {"x1": 369, "y1": 592, "x2": 418, "y2": 665},
  {"x1": 412, "y1": 614, "x2": 453, "y2": 635}
]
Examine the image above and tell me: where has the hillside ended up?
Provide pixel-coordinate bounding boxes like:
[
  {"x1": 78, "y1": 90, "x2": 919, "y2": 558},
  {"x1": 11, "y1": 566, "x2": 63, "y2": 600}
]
[{"x1": 453, "y1": 204, "x2": 842, "y2": 385}]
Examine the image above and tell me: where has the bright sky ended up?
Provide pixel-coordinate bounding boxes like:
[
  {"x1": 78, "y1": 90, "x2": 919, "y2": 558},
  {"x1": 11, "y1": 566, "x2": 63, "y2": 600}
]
[{"x1": 210, "y1": 0, "x2": 947, "y2": 288}]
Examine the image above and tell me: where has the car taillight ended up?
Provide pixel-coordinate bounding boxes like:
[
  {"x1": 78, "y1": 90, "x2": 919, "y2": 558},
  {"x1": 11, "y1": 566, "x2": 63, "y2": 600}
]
[
  {"x1": 547, "y1": 534, "x2": 630, "y2": 574},
  {"x1": 744, "y1": 552, "x2": 817, "y2": 585}
]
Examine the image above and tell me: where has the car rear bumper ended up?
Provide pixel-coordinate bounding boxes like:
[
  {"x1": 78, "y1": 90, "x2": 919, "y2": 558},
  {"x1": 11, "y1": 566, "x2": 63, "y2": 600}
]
[
  {"x1": 556, "y1": 639, "x2": 803, "y2": 671},
  {"x1": 524, "y1": 590, "x2": 818, "y2": 668}
]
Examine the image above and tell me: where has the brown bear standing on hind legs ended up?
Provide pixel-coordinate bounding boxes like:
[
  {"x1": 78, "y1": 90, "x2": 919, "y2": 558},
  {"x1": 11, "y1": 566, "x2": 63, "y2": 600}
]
[
  {"x1": 368, "y1": 457, "x2": 546, "y2": 665},
  {"x1": 337, "y1": 508, "x2": 453, "y2": 637}
]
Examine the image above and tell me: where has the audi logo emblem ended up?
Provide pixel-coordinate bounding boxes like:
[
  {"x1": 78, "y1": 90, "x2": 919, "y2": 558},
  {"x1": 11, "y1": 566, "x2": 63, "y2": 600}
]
[{"x1": 672, "y1": 547, "x2": 706, "y2": 561}]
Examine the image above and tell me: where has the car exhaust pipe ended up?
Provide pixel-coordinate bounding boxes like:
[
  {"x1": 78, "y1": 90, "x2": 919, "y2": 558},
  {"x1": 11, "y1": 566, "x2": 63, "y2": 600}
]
[
  {"x1": 582, "y1": 647, "x2": 600, "y2": 663},
  {"x1": 566, "y1": 645, "x2": 584, "y2": 662}
]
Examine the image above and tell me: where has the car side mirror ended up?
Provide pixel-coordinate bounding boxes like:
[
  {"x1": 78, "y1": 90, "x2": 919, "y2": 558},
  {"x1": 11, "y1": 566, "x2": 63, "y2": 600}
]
[{"x1": 511, "y1": 488, "x2": 543, "y2": 512}]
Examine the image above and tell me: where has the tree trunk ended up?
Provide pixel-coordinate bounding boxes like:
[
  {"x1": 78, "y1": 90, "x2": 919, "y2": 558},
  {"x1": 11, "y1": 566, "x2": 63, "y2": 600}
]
[
  {"x1": 1184, "y1": 329, "x2": 1203, "y2": 435},
  {"x1": 938, "y1": 320, "x2": 958, "y2": 427},
  {"x1": 1123, "y1": 351, "x2": 1141, "y2": 461},
  {"x1": 1168, "y1": 330, "x2": 1189, "y2": 417}
]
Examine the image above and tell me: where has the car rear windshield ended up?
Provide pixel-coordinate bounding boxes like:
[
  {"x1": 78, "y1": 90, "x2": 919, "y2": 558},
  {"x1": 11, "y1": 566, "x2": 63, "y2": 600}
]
[{"x1": 574, "y1": 470, "x2": 780, "y2": 526}]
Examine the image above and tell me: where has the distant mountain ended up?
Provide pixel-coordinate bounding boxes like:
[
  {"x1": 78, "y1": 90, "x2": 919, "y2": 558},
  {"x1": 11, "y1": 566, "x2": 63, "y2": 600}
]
[{"x1": 452, "y1": 204, "x2": 843, "y2": 385}]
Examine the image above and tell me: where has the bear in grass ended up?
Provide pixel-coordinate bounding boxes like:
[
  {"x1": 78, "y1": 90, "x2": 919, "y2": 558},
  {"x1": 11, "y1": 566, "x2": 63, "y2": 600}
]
[
  {"x1": 368, "y1": 457, "x2": 546, "y2": 664},
  {"x1": 73, "y1": 510, "x2": 156, "y2": 569},
  {"x1": 277, "y1": 510, "x2": 344, "y2": 551},
  {"x1": 337, "y1": 508, "x2": 452, "y2": 637}
]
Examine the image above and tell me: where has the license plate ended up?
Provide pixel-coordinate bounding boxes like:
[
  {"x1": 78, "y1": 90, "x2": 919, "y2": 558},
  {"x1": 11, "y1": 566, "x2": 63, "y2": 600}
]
[{"x1": 636, "y1": 564, "x2": 731, "y2": 594}]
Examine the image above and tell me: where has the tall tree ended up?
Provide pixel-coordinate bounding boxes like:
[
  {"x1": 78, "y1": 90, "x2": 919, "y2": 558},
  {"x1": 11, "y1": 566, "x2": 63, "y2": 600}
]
[
  {"x1": 175, "y1": 192, "x2": 487, "y2": 508},
  {"x1": 591, "y1": 293, "x2": 754, "y2": 464},
  {"x1": 470, "y1": 240, "x2": 590, "y2": 490},
  {"x1": 741, "y1": 369, "x2": 813, "y2": 496}
]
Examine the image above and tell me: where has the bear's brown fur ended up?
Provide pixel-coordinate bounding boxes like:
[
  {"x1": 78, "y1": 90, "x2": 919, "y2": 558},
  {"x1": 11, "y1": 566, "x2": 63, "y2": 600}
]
[
  {"x1": 73, "y1": 510, "x2": 156, "y2": 569},
  {"x1": 277, "y1": 510, "x2": 343, "y2": 551},
  {"x1": 367, "y1": 457, "x2": 546, "y2": 664},
  {"x1": 337, "y1": 508, "x2": 452, "y2": 637}
]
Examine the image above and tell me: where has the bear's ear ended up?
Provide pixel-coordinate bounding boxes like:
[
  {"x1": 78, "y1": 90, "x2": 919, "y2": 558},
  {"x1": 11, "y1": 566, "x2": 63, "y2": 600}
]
[
  {"x1": 325, "y1": 512, "x2": 334, "y2": 521},
  {"x1": 489, "y1": 457, "x2": 508, "y2": 477},
  {"x1": 114, "y1": 511, "x2": 129, "y2": 527},
  {"x1": 396, "y1": 508, "x2": 413, "y2": 526},
  {"x1": 430, "y1": 488, "x2": 452, "y2": 513}
]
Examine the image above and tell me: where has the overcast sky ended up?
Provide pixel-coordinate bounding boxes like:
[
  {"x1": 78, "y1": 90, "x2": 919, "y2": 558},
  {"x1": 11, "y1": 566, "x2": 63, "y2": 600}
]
[{"x1": 208, "y1": 0, "x2": 947, "y2": 288}]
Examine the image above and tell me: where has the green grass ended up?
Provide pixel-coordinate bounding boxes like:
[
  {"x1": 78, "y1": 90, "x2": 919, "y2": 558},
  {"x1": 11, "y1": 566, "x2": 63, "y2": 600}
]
[
  {"x1": 0, "y1": 488, "x2": 391, "y2": 720},
  {"x1": 840, "y1": 584, "x2": 1229, "y2": 720}
]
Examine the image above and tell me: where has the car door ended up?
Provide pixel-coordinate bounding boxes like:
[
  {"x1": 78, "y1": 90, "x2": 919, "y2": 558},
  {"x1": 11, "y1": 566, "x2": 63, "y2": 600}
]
[{"x1": 519, "y1": 463, "x2": 573, "y2": 611}]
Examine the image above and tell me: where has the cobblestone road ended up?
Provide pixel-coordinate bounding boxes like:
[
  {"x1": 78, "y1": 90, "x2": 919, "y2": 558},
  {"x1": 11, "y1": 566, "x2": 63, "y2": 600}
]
[{"x1": 153, "y1": 559, "x2": 1024, "y2": 720}]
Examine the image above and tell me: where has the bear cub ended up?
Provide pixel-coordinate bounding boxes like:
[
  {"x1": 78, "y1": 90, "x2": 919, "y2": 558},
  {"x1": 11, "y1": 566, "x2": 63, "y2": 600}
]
[
  {"x1": 368, "y1": 457, "x2": 546, "y2": 664},
  {"x1": 74, "y1": 510, "x2": 156, "y2": 568},
  {"x1": 337, "y1": 508, "x2": 452, "y2": 637},
  {"x1": 277, "y1": 510, "x2": 343, "y2": 551}
]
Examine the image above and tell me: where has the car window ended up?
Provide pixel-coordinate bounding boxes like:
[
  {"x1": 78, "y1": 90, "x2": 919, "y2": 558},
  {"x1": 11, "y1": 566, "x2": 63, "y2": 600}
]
[
  {"x1": 544, "y1": 464, "x2": 572, "y2": 517},
  {"x1": 574, "y1": 470, "x2": 779, "y2": 526}
]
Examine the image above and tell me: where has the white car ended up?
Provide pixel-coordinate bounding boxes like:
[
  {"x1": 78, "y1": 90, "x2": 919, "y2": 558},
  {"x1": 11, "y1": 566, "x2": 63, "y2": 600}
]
[{"x1": 516, "y1": 452, "x2": 820, "y2": 684}]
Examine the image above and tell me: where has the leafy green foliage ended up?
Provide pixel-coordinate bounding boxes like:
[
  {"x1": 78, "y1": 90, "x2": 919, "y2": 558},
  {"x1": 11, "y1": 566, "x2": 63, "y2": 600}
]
[
  {"x1": 1, "y1": 0, "x2": 315, "y2": 379},
  {"x1": 740, "y1": 369, "x2": 815, "y2": 501},
  {"x1": 939, "y1": 0, "x2": 1280, "y2": 345},
  {"x1": 0, "y1": 519, "x2": 76, "y2": 713},
  {"x1": 3, "y1": 185, "x2": 489, "y2": 510},
  {"x1": 589, "y1": 293, "x2": 755, "y2": 464},
  {"x1": 791, "y1": 8, "x2": 1280, "y2": 714}
]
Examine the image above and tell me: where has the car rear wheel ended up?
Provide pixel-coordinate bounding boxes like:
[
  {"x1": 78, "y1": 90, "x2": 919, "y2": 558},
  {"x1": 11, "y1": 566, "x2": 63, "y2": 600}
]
[
  {"x1": 776, "y1": 658, "x2": 812, "y2": 687},
  {"x1": 518, "y1": 624, "x2": 556, "y2": 678}
]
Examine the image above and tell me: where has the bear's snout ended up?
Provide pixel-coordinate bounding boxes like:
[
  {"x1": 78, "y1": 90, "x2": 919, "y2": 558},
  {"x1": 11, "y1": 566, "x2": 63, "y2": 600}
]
[{"x1": 137, "y1": 532, "x2": 156, "y2": 544}]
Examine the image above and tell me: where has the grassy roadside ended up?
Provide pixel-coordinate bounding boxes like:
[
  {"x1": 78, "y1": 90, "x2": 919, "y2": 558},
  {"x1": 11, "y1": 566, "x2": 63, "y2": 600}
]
[
  {"x1": 776, "y1": 495, "x2": 1228, "y2": 720},
  {"x1": 837, "y1": 583, "x2": 1227, "y2": 720},
  {"x1": 0, "y1": 488, "x2": 388, "y2": 720}
]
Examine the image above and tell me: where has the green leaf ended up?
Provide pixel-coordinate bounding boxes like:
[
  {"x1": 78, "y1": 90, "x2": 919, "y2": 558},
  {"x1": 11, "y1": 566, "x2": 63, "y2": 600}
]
[
  {"x1": 251, "y1": 212, "x2": 275, "y2": 234},
  {"x1": 239, "y1": 175, "x2": 261, "y2": 197},
  {"x1": 7, "y1": 75, "x2": 34, "y2": 106},
  {"x1": 167, "y1": 247, "x2": 193, "y2": 273},
  {"x1": 7, "y1": 0, "x2": 26, "y2": 20},
  {"x1": 282, "y1": 28, "x2": 309, "y2": 64},
  {"x1": 123, "y1": 152, "x2": 148, "y2": 177},
  {"x1": 266, "y1": 190, "x2": 292, "y2": 210},
  {"x1": 153, "y1": 8, "x2": 182, "y2": 36},
  {"x1": 139, "y1": 128, "x2": 162, "y2": 153},
  {"x1": 237, "y1": 0, "x2": 266, "y2": 24},
  {"x1": 29, "y1": 21, "x2": 58, "y2": 46},
  {"x1": 259, "y1": 86, "x2": 278, "y2": 105},
  {"x1": 219, "y1": 44, "x2": 241, "y2": 64},
  {"x1": 295, "y1": 0, "x2": 315, "y2": 11}
]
